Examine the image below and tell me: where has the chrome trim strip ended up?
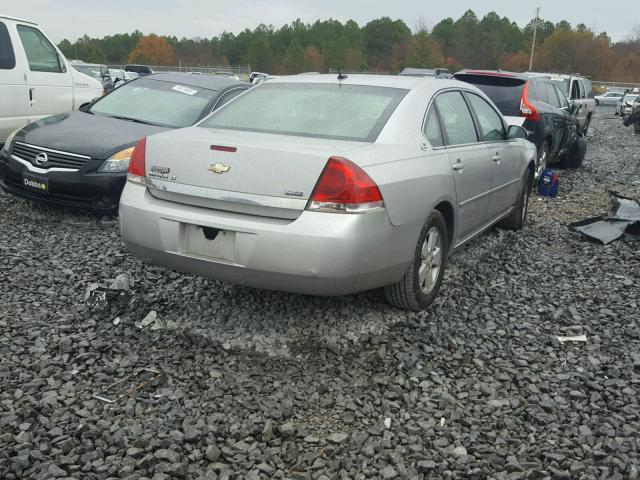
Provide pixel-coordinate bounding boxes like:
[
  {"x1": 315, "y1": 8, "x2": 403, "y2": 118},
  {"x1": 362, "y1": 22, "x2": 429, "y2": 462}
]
[
  {"x1": 147, "y1": 178, "x2": 308, "y2": 210},
  {"x1": 459, "y1": 190, "x2": 490, "y2": 208},
  {"x1": 490, "y1": 177, "x2": 520, "y2": 193},
  {"x1": 458, "y1": 178, "x2": 520, "y2": 208},
  {"x1": 14, "y1": 141, "x2": 91, "y2": 159},
  {"x1": 11, "y1": 155, "x2": 78, "y2": 173}
]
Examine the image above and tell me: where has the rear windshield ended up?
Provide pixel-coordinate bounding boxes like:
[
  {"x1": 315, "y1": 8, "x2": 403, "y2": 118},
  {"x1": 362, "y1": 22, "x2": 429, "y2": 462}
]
[
  {"x1": 90, "y1": 78, "x2": 216, "y2": 128},
  {"x1": 454, "y1": 74, "x2": 525, "y2": 117},
  {"x1": 201, "y1": 83, "x2": 408, "y2": 142}
]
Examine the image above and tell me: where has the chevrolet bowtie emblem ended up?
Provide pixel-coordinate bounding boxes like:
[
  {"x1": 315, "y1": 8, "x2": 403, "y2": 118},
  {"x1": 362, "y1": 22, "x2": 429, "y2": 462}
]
[{"x1": 208, "y1": 163, "x2": 230, "y2": 174}]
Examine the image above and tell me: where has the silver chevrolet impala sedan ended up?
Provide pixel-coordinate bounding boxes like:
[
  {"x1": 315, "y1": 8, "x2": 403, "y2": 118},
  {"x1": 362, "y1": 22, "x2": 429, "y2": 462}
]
[{"x1": 120, "y1": 74, "x2": 537, "y2": 310}]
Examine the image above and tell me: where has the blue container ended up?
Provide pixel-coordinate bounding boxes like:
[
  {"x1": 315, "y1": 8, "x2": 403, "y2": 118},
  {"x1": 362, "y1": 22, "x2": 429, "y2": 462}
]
[{"x1": 538, "y1": 169, "x2": 560, "y2": 197}]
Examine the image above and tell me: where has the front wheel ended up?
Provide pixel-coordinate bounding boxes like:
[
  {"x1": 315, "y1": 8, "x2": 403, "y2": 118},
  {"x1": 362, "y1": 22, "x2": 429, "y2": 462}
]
[{"x1": 384, "y1": 210, "x2": 448, "y2": 311}]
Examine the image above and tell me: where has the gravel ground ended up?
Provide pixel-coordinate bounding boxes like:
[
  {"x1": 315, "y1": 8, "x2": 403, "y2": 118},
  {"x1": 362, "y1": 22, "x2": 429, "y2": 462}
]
[{"x1": 1, "y1": 108, "x2": 639, "y2": 480}]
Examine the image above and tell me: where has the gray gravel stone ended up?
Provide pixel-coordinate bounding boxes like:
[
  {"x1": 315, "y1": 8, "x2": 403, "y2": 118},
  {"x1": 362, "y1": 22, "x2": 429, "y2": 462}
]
[
  {"x1": 154, "y1": 449, "x2": 180, "y2": 463},
  {"x1": 0, "y1": 108, "x2": 637, "y2": 480}
]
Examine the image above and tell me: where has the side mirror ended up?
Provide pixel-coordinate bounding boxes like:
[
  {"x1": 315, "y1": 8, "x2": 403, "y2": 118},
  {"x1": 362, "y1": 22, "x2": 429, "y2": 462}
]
[
  {"x1": 79, "y1": 97, "x2": 100, "y2": 112},
  {"x1": 507, "y1": 125, "x2": 528, "y2": 140}
]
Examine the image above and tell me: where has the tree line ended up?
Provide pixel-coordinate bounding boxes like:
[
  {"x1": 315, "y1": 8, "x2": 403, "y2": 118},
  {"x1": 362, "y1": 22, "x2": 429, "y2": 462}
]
[{"x1": 57, "y1": 10, "x2": 640, "y2": 82}]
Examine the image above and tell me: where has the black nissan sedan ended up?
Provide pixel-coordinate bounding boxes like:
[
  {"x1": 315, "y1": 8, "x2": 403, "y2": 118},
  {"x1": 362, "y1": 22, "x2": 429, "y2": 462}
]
[{"x1": 0, "y1": 73, "x2": 250, "y2": 212}]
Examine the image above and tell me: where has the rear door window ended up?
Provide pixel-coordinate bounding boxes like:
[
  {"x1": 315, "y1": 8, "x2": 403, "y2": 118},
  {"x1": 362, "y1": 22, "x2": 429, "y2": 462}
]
[
  {"x1": 17, "y1": 25, "x2": 62, "y2": 73},
  {"x1": 0, "y1": 21, "x2": 16, "y2": 69},
  {"x1": 578, "y1": 80, "x2": 586, "y2": 99},
  {"x1": 434, "y1": 91, "x2": 478, "y2": 146},
  {"x1": 465, "y1": 93, "x2": 506, "y2": 141},
  {"x1": 423, "y1": 106, "x2": 444, "y2": 147}
]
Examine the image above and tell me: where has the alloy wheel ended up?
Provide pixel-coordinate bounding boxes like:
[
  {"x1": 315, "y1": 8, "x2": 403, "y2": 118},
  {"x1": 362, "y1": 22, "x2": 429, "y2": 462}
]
[
  {"x1": 537, "y1": 145, "x2": 548, "y2": 179},
  {"x1": 419, "y1": 227, "x2": 442, "y2": 294}
]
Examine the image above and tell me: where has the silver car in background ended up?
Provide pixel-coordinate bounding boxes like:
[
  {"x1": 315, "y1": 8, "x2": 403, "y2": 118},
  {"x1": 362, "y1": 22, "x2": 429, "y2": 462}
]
[
  {"x1": 595, "y1": 91, "x2": 624, "y2": 106},
  {"x1": 120, "y1": 75, "x2": 536, "y2": 310}
]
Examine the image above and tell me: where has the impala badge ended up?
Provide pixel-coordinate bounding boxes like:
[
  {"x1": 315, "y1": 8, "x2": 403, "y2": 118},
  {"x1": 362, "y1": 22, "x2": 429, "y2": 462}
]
[{"x1": 208, "y1": 163, "x2": 230, "y2": 174}]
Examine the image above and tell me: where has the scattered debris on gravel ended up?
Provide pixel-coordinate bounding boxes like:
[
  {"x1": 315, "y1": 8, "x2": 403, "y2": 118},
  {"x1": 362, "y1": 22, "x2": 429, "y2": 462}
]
[
  {"x1": 570, "y1": 190, "x2": 640, "y2": 244},
  {"x1": 1, "y1": 108, "x2": 639, "y2": 479}
]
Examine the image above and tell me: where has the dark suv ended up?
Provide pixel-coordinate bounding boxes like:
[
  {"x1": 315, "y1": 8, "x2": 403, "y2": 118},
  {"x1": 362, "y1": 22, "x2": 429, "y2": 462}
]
[{"x1": 453, "y1": 70, "x2": 586, "y2": 177}]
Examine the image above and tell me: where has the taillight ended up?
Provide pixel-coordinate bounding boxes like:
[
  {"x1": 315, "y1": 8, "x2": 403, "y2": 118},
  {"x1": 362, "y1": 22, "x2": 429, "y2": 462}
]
[
  {"x1": 520, "y1": 81, "x2": 539, "y2": 121},
  {"x1": 127, "y1": 138, "x2": 146, "y2": 185},
  {"x1": 307, "y1": 156, "x2": 383, "y2": 213}
]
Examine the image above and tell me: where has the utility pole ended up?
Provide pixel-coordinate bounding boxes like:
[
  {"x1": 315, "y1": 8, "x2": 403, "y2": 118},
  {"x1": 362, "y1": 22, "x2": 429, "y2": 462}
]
[{"x1": 529, "y1": 7, "x2": 540, "y2": 71}]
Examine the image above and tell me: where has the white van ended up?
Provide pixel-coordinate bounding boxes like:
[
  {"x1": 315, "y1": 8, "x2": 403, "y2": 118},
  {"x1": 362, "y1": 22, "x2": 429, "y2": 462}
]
[{"x1": 0, "y1": 14, "x2": 103, "y2": 144}]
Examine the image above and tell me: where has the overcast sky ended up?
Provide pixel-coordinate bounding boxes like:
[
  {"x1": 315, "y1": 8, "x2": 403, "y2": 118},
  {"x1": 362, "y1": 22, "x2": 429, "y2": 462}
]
[{"x1": 3, "y1": 0, "x2": 638, "y2": 43}]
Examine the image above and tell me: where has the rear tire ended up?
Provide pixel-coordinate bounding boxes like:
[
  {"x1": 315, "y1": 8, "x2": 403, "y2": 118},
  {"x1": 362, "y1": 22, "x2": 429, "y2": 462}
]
[
  {"x1": 384, "y1": 210, "x2": 448, "y2": 311},
  {"x1": 499, "y1": 170, "x2": 532, "y2": 231},
  {"x1": 536, "y1": 142, "x2": 549, "y2": 181},
  {"x1": 561, "y1": 136, "x2": 587, "y2": 169}
]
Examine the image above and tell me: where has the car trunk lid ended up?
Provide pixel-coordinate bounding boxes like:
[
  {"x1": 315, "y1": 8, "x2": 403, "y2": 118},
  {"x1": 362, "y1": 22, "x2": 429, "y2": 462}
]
[{"x1": 145, "y1": 127, "x2": 368, "y2": 219}]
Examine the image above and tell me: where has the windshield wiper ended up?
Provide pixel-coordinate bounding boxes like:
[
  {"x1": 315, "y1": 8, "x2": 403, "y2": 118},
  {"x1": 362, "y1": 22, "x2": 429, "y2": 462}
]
[
  {"x1": 104, "y1": 114, "x2": 156, "y2": 125},
  {"x1": 93, "y1": 112, "x2": 173, "y2": 128}
]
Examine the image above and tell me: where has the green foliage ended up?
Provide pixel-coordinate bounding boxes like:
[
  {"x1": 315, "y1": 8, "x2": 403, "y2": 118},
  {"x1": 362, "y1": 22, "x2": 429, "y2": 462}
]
[{"x1": 55, "y1": 11, "x2": 640, "y2": 81}]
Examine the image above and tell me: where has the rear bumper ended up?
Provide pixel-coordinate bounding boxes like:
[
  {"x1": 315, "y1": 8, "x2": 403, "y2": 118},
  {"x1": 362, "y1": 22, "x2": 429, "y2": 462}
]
[
  {"x1": 0, "y1": 149, "x2": 125, "y2": 212},
  {"x1": 120, "y1": 183, "x2": 418, "y2": 296}
]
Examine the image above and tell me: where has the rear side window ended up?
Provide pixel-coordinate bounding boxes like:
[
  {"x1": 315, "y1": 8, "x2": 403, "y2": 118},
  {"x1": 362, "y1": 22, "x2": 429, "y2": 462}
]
[
  {"x1": 203, "y1": 83, "x2": 408, "y2": 142},
  {"x1": 545, "y1": 83, "x2": 560, "y2": 108},
  {"x1": 423, "y1": 107, "x2": 444, "y2": 147},
  {"x1": 0, "y1": 22, "x2": 16, "y2": 69},
  {"x1": 454, "y1": 74, "x2": 525, "y2": 117},
  {"x1": 434, "y1": 91, "x2": 478, "y2": 146},
  {"x1": 17, "y1": 25, "x2": 62, "y2": 73},
  {"x1": 532, "y1": 80, "x2": 549, "y2": 104},
  {"x1": 466, "y1": 93, "x2": 506, "y2": 141},
  {"x1": 554, "y1": 85, "x2": 569, "y2": 109}
]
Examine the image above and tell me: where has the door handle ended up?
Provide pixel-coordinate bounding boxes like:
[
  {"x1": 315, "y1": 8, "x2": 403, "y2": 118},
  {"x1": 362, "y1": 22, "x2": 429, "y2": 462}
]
[
  {"x1": 452, "y1": 160, "x2": 464, "y2": 172},
  {"x1": 29, "y1": 88, "x2": 35, "y2": 104},
  {"x1": 492, "y1": 153, "x2": 501, "y2": 163}
]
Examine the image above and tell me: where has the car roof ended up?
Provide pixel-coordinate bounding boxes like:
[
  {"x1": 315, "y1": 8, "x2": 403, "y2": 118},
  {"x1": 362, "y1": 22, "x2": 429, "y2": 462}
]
[
  {"x1": 0, "y1": 14, "x2": 37, "y2": 24},
  {"x1": 143, "y1": 72, "x2": 246, "y2": 90},
  {"x1": 267, "y1": 73, "x2": 467, "y2": 91}
]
